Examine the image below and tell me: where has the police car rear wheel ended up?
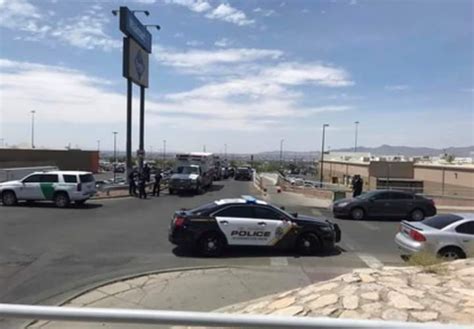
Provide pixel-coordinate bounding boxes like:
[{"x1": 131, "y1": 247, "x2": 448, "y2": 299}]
[
  {"x1": 54, "y1": 193, "x2": 70, "y2": 208},
  {"x1": 2, "y1": 191, "x2": 17, "y2": 206},
  {"x1": 198, "y1": 232, "x2": 224, "y2": 257},
  {"x1": 296, "y1": 232, "x2": 322, "y2": 255}
]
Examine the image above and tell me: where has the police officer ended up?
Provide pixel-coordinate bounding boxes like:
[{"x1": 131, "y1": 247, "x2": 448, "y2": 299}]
[
  {"x1": 152, "y1": 171, "x2": 162, "y2": 197},
  {"x1": 143, "y1": 163, "x2": 151, "y2": 182},
  {"x1": 128, "y1": 169, "x2": 137, "y2": 196},
  {"x1": 138, "y1": 172, "x2": 147, "y2": 199}
]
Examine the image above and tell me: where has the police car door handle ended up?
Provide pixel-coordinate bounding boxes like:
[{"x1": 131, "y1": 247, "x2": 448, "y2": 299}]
[
  {"x1": 258, "y1": 222, "x2": 266, "y2": 226},
  {"x1": 219, "y1": 220, "x2": 229, "y2": 225}
]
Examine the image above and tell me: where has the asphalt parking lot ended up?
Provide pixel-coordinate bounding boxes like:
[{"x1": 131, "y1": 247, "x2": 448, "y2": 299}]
[{"x1": 0, "y1": 179, "x2": 405, "y2": 328}]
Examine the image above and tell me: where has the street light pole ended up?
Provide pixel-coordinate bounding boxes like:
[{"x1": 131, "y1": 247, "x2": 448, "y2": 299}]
[
  {"x1": 224, "y1": 144, "x2": 227, "y2": 160},
  {"x1": 31, "y1": 110, "x2": 36, "y2": 149},
  {"x1": 354, "y1": 121, "x2": 359, "y2": 153},
  {"x1": 280, "y1": 139, "x2": 284, "y2": 166},
  {"x1": 163, "y1": 139, "x2": 166, "y2": 168},
  {"x1": 320, "y1": 124, "x2": 329, "y2": 187},
  {"x1": 97, "y1": 140, "x2": 100, "y2": 152},
  {"x1": 113, "y1": 132, "x2": 118, "y2": 183}
]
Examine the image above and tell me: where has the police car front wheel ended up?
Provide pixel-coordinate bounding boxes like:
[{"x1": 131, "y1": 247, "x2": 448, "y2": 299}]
[
  {"x1": 296, "y1": 232, "x2": 322, "y2": 255},
  {"x1": 197, "y1": 232, "x2": 224, "y2": 257}
]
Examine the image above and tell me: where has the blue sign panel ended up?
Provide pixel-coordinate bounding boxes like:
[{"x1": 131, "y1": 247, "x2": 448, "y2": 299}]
[{"x1": 119, "y1": 6, "x2": 152, "y2": 53}]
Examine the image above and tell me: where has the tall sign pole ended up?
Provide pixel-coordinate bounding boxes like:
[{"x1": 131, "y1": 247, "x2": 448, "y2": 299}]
[{"x1": 114, "y1": 6, "x2": 156, "y2": 177}]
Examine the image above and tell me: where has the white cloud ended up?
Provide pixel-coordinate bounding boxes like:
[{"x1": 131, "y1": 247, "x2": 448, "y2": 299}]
[
  {"x1": 253, "y1": 7, "x2": 276, "y2": 17},
  {"x1": 214, "y1": 38, "x2": 233, "y2": 47},
  {"x1": 301, "y1": 9, "x2": 310, "y2": 14},
  {"x1": 206, "y1": 4, "x2": 254, "y2": 26},
  {"x1": 349, "y1": 0, "x2": 358, "y2": 5},
  {"x1": 154, "y1": 47, "x2": 283, "y2": 69},
  {"x1": 385, "y1": 85, "x2": 410, "y2": 91},
  {"x1": 186, "y1": 40, "x2": 204, "y2": 47},
  {"x1": 0, "y1": 0, "x2": 50, "y2": 37},
  {"x1": 165, "y1": 0, "x2": 212, "y2": 13}
]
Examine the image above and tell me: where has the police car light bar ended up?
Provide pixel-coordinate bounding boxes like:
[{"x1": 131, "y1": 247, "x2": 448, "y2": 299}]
[{"x1": 241, "y1": 195, "x2": 257, "y2": 204}]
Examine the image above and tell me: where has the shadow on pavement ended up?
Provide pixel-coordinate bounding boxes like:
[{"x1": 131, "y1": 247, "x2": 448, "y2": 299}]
[
  {"x1": 5, "y1": 201, "x2": 103, "y2": 210},
  {"x1": 336, "y1": 215, "x2": 402, "y2": 222},
  {"x1": 175, "y1": 183, "x2": 225, "y2": 197},
  {"x1": 172, "y1": 246, "x2": 342, "y2": 259}
]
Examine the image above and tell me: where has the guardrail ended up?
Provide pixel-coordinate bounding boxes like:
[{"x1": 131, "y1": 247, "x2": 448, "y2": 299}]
[{"x1": 0, "y1": 303, "x2": 467, "y2": 329}]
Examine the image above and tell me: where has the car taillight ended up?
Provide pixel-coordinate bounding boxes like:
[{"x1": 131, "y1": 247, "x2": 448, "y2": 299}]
[
  {"x1": 174, "y1": 216, "x2": 185, "y2": 228},
  {"x1": 409, "y1": 229, "x2": 426, "y2": 242},
  {"x1": 77, "y1": 183, "x2": 82, "y2": 191}
]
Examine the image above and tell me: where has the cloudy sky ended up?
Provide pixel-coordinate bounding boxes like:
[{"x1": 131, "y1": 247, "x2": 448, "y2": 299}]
[{"x1": 0, "y1": 0, "x2": 472, "y2": 153}]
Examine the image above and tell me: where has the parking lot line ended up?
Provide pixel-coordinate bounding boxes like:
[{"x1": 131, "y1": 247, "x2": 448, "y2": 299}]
[
  {"x1": 356, "y1": 253, "x2": 384, "y2": 269},
  {"x1": 358, "y1": 221, "x2": 380, "y2": 231},
  {"x1": 270, "y1": 257, "x2": 289, "y2": 266}
]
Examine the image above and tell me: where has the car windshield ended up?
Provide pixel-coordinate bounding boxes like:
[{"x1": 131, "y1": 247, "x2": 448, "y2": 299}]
[
  {"x1": 355, "y1": 191, "x2": 379, "y2": 199},
  {"x1": 190, "y1": 202, "x2": 218, "y2": 215},
  {"x1": 176, "y1": 166, "x2": 199, "y2": 174},
  {"x1": 422, "y1": 214, "x2": 464, "y2": 229}
]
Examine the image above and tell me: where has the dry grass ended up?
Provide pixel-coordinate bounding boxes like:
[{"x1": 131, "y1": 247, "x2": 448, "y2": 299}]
[{"x1": 407, "y1": 251, "x2": 449, "y2": 275}]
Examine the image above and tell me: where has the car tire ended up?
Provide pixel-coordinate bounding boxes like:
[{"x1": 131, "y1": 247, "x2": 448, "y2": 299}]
[
  {"x1": 54, "y1": 192, "x2": 70, "y2": 208},
  {"x1": 197, "y1": 232, "x2": 224, "y2": 257},
  {"x1": 2, "y1": 191, "x2": 17, "y2": 206},
  {"x1": 296, "y1": 232, "x2": 322, "y2": 255},
  {"x1": 438, "y1": 247, "x2": 466, "y2": 261},
  {"x1": 350, "y1": 207, "x2": 365, "y2": 220},
  {"x1": 410, "y1": 209, "x2": 425, "y2": 221}
]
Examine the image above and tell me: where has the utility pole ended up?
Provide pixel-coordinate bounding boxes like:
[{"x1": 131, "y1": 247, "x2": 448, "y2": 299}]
[
  {"x1": 31, "y1": 110, "x2": 36, "y2": 149},
  {"x1": 354, "y1": 121, "x2": 359, "y2": 153},
  {"x1": 320, "y1": 124, "x2": 329, "y2": 187},
  {"x1": 163, "y1": 139, "x2": 166, "y2": 167},
  {"x1": 203, "y1": 145, "x2": 206, "y2": 152},
  {"x1": 113, "y1": 132, "x2": 118, "y2": 183},
  {"x1": 280, "y1": 139, "x2": 284, "y2": 167},
  {"x1": 97, "y1": 140, "x2": 101, "y2": 152},
  {"x1": 224, "y1": 144, "x2": 227, "y2": 160}
]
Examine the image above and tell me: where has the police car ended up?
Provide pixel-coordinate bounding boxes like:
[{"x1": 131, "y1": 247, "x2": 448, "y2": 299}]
[
  {"x1": 169, "y1": 195, "x2": 341, "y2": 256},
  {"x1": 0, "y1": 171, "x2": 96, "y2": 208}
]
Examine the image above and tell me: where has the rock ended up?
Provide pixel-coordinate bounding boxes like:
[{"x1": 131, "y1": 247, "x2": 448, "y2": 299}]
[
  {"x1": 340, "y1": 273, "x2": 361, "y2": 283},
  {"x1": 311, "y1": 282, "x2": 339, "y2": 293},
  {"x1": 382, "y1": 308, "x2": 408, "y2": 321},
  {"x1": 451, "y1": 312, "x2": 474, "y2": 324},
  {"x1": 299, "y1": 294, "x2": 320, "y2": 304},
  {"x1": 267, "y1": 296, "x2": 296, "y2": 310},
  {"x1": 392, "y1": 286, "x2": 425, "y2": 298},
  {"x1": 387, "y1": 291, "x2": 424, "y2": 310},
  {"x1": 308, "y1": 294, "x2": 339, "y2": 310},
  {"x1": 243, "y1": 300, "x2": 270, "y2": 313},
  {"x1": 361, "y1": 292, "x2": 379, "y2": 301},
  {"x1": 379, "y1": 276, "x2": 407, "y2": 286},
  {"x1": 319, "y1": 307, "x2": 337, "y2": 316},
  {"x1": 271, "y1": 305, "x2": 304, "y2": 316},
  {"x1": 411, "y1": 274, "x2": 440, "y2": 286},
  {"x1": 339, "y1": 310, "x2": 370, "y2": 319},
  {"x1": 453, "y1": 287, "x2": 474, "y2": 298},
  {"x1": 410, "y1": 311, "x2": 439, "y2": 322},
  {"x1": 359, "y1": 273, "x2": 376, "y2": 283},
  {"x1": 342, "y1": 296, "x2": 359, "y2": 310},
  {"x1": 354, "y1": 268, "x2": 378, "y2": 275},
  {"x1": 429, "y1": 300, "x2": 456, "y2": 314},
  {"x1": 339, "y1": 285, "x2": 358, "y2": 297},
  {"x1": 428, "y1": 291, "x2": 458, "y2": 304},
  {"x1": 456, "y1": 267, "x2": 474, "y2": 276},
  {"x1": 361, "y1": 302, "x2": 382, "y2": 315}
]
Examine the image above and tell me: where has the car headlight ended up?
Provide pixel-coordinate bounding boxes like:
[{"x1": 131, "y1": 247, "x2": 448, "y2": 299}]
[
  {"x1": 337, "y1": 202, "x2": 349, "y2": 207},
  {"x1": 320, "y1": 226, "x2": 333, "y2": 232}
]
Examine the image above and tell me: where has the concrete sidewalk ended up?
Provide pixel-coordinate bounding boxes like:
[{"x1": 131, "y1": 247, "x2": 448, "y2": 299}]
[{"x1": 27, "y1": 266, "x2": 315, "y2": 329}]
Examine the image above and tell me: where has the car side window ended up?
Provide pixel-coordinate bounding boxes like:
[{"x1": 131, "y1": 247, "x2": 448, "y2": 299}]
[
  {"x1": 23, "y1": 174, "x2": 42, "y2": 183},
  {"x1": 63, "y1": 175, "x2": 78, "y2": 183},
  {"x1": 390, "y1": 192, "x2": 413, "y2": 200},
  {"x1": 455, "y1": 222, "x2": 474, "y2": 235},
  {"x1": 373, "y1": 192, "x2": 391, "y2": 200},
  {"x1": 253, "y1": 207, "x2": 284, "y2": 220},
  {"x1": 215, "y1": 206, "x2": 254, "y2": 218},
  {"x1": 40, "y1": 174, "x2": 58, "y2": 183}
]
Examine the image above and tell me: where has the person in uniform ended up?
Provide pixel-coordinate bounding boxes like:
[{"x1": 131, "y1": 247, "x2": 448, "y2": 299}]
[
  {"x1": 138, "y1": 172, "x2": 147, "y2": 199},
  {"x1": 128, "y1": 169, "x2": 137, "y2": 196},
  {"x1": 152, "y1": 171, "x2": 162, "y2": 197}
]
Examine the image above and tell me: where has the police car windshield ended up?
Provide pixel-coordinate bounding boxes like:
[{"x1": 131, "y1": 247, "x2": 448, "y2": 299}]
[
  {"x1": 177, "y1": 166, "x2": 199, "y2": 174},
  {"x1": 190, "y1": 202, "x2": 218, "y2": 215}
]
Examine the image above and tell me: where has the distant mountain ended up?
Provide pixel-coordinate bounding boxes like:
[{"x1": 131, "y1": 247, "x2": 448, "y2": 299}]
[{"x1": 331, "y1": 145, "x2": 474, "y2": 157}]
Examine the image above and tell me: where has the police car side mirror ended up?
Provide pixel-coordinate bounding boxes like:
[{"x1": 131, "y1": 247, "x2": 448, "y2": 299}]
[{"x1": 291, "y1": 212, "x2": 298, "y2": 218}]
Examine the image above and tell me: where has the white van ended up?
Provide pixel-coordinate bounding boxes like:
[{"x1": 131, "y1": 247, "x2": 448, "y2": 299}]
[{"x1": 0, "y1": 171, "x2": 96, "y2": 208}]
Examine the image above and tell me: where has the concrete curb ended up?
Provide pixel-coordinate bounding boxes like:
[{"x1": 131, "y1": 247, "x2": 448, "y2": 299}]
[{"x1": 24, "y1": 265, "x2": 229, "y2": 329}]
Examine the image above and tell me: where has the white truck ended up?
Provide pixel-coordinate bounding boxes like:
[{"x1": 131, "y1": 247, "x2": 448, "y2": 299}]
[{"x1": 169, "y1": 152, "x2": 215, "y2": 195}]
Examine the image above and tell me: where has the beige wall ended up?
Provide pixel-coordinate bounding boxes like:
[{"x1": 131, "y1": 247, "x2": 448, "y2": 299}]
[
  {"x1": 369, "y1": 161, "x2": 414, "y2": 179},
  {"x1": 414, "y1": 165, "x2": 474, "y2": 197},
  {"x1": 320, "y1": 161, "x2": 370, "y2": 187}
]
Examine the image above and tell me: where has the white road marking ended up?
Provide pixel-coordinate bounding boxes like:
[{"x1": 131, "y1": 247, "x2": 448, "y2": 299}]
[
  {"x1": 357, "y1": 253, "x2": 384, "y2": 269},
  {"x1": 271, "y1": 257, "x2": 289, "y2": 266},
  {"x1": 359, "y1": 221, "x2": 379, "y2": 231},
  {"x1": 344, "y1": 242, "x2": 356, "y2": 251}
]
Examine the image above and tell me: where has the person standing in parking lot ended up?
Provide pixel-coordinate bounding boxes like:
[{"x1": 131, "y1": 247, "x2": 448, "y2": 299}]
[
  {"x1": 352, "y1": 175, "x2": 363, "y2": 197},
  {"x1": 152, "y1": 171, "x2": 162, "y2": 197},
  {"x1": 128, "y1": 170, "x2": 137, "y2": 196},
  {"x1": 138, "y1": 172, "x2": 147, "y2": 199},
  {"x1": 144, "y1": 163, "x2": 151, "y2": 182}
]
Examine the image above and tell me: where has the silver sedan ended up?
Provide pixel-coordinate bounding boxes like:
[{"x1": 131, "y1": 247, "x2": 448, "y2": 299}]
[{"x1": 395, "y1": 213, "x2": 474, "y2": 260}]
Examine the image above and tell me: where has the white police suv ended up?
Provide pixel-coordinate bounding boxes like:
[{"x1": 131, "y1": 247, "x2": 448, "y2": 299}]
[
  {"x1": 169, "y1": 195, "x2": 341, "y2": 256},
  {"x1": 0, "y1": 171, "x2": 96, "y2": 208}
]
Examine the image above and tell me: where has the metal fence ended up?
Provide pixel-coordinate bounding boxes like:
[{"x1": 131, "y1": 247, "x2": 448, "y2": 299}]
[{"x1": 0, "y1": 303, "x2": 468, "y2": 329}]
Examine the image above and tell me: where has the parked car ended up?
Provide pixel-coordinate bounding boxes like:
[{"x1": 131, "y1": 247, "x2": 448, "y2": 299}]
[
  {"x1": 0, "y1": 171, "x2": 96, "y2": 208},
  {"x1": 332, "y1": 190, "x2": 436, "y2": 221},
  {"x1": 234, "y1": 167, "x2": 253, "y2": 181},
  {"x1": 395, "y1": 213, "x2": 474, "y2": 261}
]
